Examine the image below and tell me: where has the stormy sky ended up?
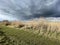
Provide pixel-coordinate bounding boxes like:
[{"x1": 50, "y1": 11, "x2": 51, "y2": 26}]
[{"x1": 0, "y1": 0, "x2": 60, "y2": 21}]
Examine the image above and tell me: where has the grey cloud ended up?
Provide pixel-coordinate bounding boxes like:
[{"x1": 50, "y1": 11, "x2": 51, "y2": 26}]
[{"x1": 0, "y1": 0, "x2": 60, "y2": 20}]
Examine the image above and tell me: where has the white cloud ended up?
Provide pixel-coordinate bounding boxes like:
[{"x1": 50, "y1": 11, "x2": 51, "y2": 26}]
[
  {"x1": 46, "y1": 0, "x2": 57, "y2": 6},
  {"x1": 0, "y1": 11, "x2": 18, "y2": 21},
  {"x1": 0, "y1": 14, "x2": 18, "y2": 21}
]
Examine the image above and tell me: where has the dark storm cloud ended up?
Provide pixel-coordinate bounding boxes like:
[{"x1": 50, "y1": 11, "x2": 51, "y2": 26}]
[{"x1": 0, "y1": 0, "x2": 60, "y2": 20}]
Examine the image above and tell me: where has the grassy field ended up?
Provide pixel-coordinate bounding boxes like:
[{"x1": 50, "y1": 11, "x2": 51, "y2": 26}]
[{"x1": 0, "y1": 25, "x2": 60, "y2": 45}]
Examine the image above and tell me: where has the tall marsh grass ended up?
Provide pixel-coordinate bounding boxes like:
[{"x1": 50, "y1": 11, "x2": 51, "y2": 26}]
[{"x1": 1, "y1": 18, "x2": 60, "y2": 45}]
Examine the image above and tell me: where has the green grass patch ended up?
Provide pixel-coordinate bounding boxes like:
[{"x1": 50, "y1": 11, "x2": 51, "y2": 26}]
[{"x1": 0, "y1": 26, "x2": 60, "y2": 45}]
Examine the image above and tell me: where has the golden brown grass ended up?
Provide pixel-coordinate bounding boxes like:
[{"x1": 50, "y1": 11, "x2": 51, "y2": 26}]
[
  {"x1": 1, "y1": 18, "x2": 60, "y2": 39},
  {"x1": 2, "y1": 18, "x2": 60, "y2": 32},
  {"x1": 1, "y1": 19, "x2": 60, "y2": 45},
  {"x1": 17, "y1": 18, "x2": 60, "y2": 39}
]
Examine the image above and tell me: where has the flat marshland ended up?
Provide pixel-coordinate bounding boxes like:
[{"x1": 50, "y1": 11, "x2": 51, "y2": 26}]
[{"x1": 0, "y1": 19, "x2": 60, "y2": 45}]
